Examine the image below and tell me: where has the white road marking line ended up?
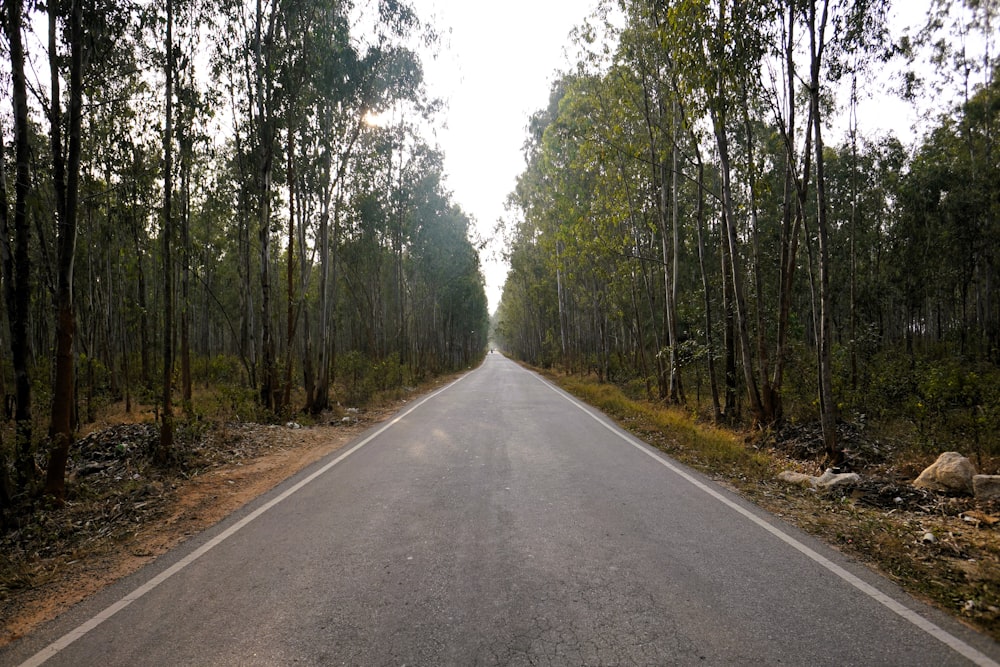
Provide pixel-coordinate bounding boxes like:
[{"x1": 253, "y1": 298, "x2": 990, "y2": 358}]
[
  {"x1": 530, "y1": 370, "x2": 1000, "y2": 667},
  {"x1": 17, "y1": 372, "x2": 474, "y2": 667}
]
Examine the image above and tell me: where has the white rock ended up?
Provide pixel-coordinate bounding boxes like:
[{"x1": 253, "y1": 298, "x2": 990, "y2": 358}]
[
  {"x1": 922, "y1": 532, "x2": 937, "y2": 544},
  {"x1": 913, "y1": 452, "x2": 976, "y2": 495},
  {"x1": 778, "y1": 471, "x2": 815, "y2": 487},
  {"x1": 778, "y1": 469, "x2": 860, "y2": 490},
  {"x1": 814, "y1": 469, "x2": 861, "y2": 490}
]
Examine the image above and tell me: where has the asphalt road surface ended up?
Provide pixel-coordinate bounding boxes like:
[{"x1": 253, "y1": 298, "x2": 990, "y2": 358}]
[{"x1": 4, "y1": 354, "x2": 1000, "y2": 666}]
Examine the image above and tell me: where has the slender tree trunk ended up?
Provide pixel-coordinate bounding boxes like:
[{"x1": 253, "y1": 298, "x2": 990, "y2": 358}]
[
  {"x1": 711, "y1": 0, "x2": 764, "y2": 422},
  {"x1": 808, "y1": 0, "x2": 840, "y2": 463},
  {"x1": 45, "y1": 0, "x2": 84, "y2": 501},
  {"x1": 692, "y1": 149, "x2": 721, "y2": 421},
  {"x1": 159, "y1": 0, "x2": 175, "y2": 461},
  {"x1": 312, "y1": 109, "x2": 335, "y2": 414},
  {"x1": 721, "y1": 219, "x2": 738, "y2": 418},
  {"x1": 714, "y1": 119, "x2": 764, "y2": 421},
  {"x1": 849, "y1": 74, "x2": 859, "y2": 390},
  {"x1": 131, "y1": 149, "x2": 151, "y2": 389},
  {"x1": 556, "y1": 241, "x2": 568, "y2": 363},
  {"x1": 283, "y1": 123, "x2": 296, "y2": 410},
  {"x1": 667, "y1": 102, "x2": 684, "y2": 403},
  {"x1": 180, "y1": 106, "x2": 192, "y2": 409},
  {"x1": 255, "y1": 0, "x2": 277, "y2": 411},
  {"x1": 2, "y1": 0, "x2": 34, "y2": 492},
  {"x1": 743, "y1": 95, "x2": 769, "y2": 405},
  {"x1": 772, "y1": 4, "x2": 814, "y2": 424}
]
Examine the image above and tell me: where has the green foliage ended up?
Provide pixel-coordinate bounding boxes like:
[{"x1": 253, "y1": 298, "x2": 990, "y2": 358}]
[
  {"x1": 335, "y1": 350, "x2": 416, "y2": 406},
  {"x1": 199, "y1": 355, "x2": 249, "y2": 386},
  {"x1": 840, "y1": 349, "x2": 1000, "y2": 456},
  {"x1": 498, "y1": 2, "x2": 998, "y2": 466}
]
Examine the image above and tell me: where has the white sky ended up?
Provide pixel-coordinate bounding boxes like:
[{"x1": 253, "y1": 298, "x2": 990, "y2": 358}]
[{"x1": 409, "y1": 1, "x2": 602, "y2": 314}]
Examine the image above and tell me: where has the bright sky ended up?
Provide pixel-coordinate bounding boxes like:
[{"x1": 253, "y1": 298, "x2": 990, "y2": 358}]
[{"x1": 409, "y1": 1, "x2": 601, "y2": 314}]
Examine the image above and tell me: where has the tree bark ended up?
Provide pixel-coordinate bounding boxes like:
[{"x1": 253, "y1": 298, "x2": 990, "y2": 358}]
[
  {"x1": 159, "y1": 0, "x2": 175, "y2": 461},
  {"x1": 2, "y1": 0, "x2": 34, "y2": 492},
  {"x1": 45, "y1": 0, "x2": 85, "y2": 501},
  {"x1": 255, "y1": 0, "x2": 276, "y2": 411},
  {"x1": 808, "y1": 0, "x2": 840, "y2": 463}
]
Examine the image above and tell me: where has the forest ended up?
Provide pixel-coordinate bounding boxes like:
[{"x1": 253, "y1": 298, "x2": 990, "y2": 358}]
[
  {"x1": 494, "y1": 0, "x2": 999, "y2": 464},
  {"x1": 0, "y1": 0, "x2": 489, "y2": 510}
]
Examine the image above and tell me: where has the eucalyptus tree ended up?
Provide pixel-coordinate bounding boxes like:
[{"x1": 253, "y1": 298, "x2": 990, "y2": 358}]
[
  {"x1": 614, "y1": 1, "x2": 687, "y2": 401},
  {"x1": 207, "y1": 0, "x2": 289, "y2": 410},
  {"x1": 1, "y1": 0, "x2": 35, "y2": 494},
  {"x1": 160, "y1": 0, "x2": 176, "y2": 456},
  {"x1": 893, "y1": 73, "x2": 1000, "y2": 357},
  {"x1": 42, "y1": 0, "x2": 87, "y2": 501},
  {"x1": 655, "y1": 0, "x2": 775, "y2": 422}
]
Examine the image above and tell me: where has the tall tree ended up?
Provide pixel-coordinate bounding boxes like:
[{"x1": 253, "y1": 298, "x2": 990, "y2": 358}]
[
  {"x1": 159, "y1": 0, "x2": 176, "y2": 459},
  {"x1": 1, "y1": 0, "x2": 35, "y2": 492},
  {"x1": 44, "y1": 0, "x2": 86, "y2": 501}
]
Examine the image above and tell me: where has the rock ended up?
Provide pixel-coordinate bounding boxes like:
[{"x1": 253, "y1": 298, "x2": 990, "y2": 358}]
[
  {"x1": 973, "y1": 475, "x2": 1000, "y2": 500},
  {"x1": 922, "y1": 532, "x2": 937, "y2": 544},
  {"x1": 778, "y1": 471, "x2": 815, "y2": 487},
  {"x1": 814, "y1": 469, "x2": 861, "y2": 490},
  {"x1": 777, "y1": 469, "x2": 860, "y2": 490},
  {"x1": 913, "y1": 452, "x2": 976, "y2": 495}
]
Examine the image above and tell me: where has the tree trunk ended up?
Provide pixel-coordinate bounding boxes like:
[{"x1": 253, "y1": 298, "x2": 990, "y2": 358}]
[
  {"x1": 1, "y1": 0, "x2": 34, "y2": 492},
  {"x1": 692, "y1": 149, "x2": 721, "y2": 421},
  {"x1": 283, "y1": 122, "x2": 296, "y2": 410},
  {"x1": 714, "y1": 116, "x2": 764, "y2": 422},
  {"x1": 159, "y1": 0, "x2": 175, "y2": 461},
  {"x1": 45, "y1": 0, "x2": 84, "y2": 501},
  {"x1": 772, "y1": 4, "x2": 814, "y2": 425},
  {"x1": 180, "y1": 94, "x2": 192, "y2": 410},
  {"x1": 666, "y1": 103, "x2": 684, "y2": 403},
  {"x1": 256, "y1": 0, "x2": 276, "y2": 411},
  {"x1": 710, "y1": 0, "x2": 763, "y2": 422},
  {"x1": 808, "y1": 0, "x2": 840, "y2": 463}
]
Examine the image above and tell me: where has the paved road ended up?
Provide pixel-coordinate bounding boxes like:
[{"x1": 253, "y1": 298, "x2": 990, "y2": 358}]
[{"x1": 4, "y1": 354, "x2": 999, "y2": 666}]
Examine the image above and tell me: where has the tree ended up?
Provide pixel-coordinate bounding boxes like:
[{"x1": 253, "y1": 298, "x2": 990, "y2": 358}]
[
  {"x1": 44, "y1": 0, "x2": 86, "y2": 502},
  {"x1": 1, "y1": 0, "x2": 35, "y2": 493},
  {"x1": 159, "y1": 0, "x2": 176, "y2": 460}
]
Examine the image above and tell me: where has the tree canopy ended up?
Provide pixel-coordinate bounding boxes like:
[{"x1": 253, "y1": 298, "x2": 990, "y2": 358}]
[{"x1": 496, "y1": 0, "x2": 1000, "y2": 461}]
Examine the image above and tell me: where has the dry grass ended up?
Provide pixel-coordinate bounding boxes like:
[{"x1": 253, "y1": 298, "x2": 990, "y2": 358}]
[{"x1": 560, "y1": 377, "x2": 772, "y2": 479}]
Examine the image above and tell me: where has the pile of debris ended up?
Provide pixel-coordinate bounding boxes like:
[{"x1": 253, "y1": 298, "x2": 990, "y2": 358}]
[
  {"x1": 762, "y1": 418, "x2": 887, "y2": 469},
  {"x1": 70, "y1": 423, "x2": 160, "y2": 480}
]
